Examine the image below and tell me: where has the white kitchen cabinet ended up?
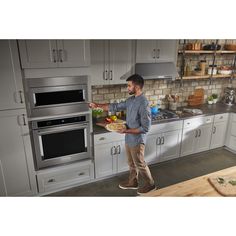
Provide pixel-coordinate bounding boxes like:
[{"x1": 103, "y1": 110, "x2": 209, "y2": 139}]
[
  {"x1": 18, "y1": 40, "x2": 90, "y2": 68},
  {"x1": 0, "y1": 40, "x2": 25, "y2": 111},
  {"x1": 210, "y1": 113, "x2": 229, "y2": 149},
  {"x1": 94, "y1": 132, "x2": 128, "y2": 178},
  {"x1": 0, "y1": 109, "x2": 37, "y2": 196},
  {"x1": 136, "y1": 40, "x2": 178, "y2": 63},
  {"x1": 145, "y1": 121, "x2": 182, "y2": 164},
  {"x1": 181, "y1": 116, "x2": 213, "y2": 157},
  {"x1": 225, "y1": 113, "x2": 236, "y2": 152},
  {"x1": 91, "y1": 40, "x2": 135, "y2": 85}
]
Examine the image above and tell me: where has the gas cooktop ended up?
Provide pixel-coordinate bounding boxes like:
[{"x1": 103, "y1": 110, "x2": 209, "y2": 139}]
[{"x1": 151, "y1": 109, "x2": 179, "y2": 121}]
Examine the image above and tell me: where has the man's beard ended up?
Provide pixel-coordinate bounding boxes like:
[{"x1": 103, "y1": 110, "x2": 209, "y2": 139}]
[{"x1": 128, "y1": 90, "x2": 135, "y2": 95}]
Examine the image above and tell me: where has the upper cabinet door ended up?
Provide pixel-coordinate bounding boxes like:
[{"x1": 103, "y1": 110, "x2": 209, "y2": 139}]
[
  {"x1": 91, "y1": 40, "x2": 110, "y2": 85},
  {"x1": 109, "y1": 40, "x2": 135, "y2": 84},
  {"x1": 56, "y1": 40, "x2": 90, "y2": 67},
  {"x1": 18, "y1": 40, "x2": 58, "y2": 68},
  {"x1": 156, "y1": 40, "x2": 178, "y2": 63},
  {"x1": 0, "y1": 40, "x2": 25, "y2": 111},
  {"x1": 136, "y1": 40, "x2": 157, "y2": 63}
]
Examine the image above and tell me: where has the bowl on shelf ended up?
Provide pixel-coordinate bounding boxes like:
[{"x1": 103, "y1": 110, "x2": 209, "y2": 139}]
[{"x1": 203, "y1": 43, "x2": 221, "y2": 51}]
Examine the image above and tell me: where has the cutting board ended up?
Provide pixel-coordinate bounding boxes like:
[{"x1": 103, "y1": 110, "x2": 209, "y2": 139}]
[{"x1": 208, "y1": 175, "x2": 236, "y2": 196}]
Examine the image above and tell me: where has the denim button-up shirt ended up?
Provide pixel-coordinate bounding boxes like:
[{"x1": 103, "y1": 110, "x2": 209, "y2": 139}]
[{"x1": 109, "y1": 94, "x2": 151, "y2": 147}]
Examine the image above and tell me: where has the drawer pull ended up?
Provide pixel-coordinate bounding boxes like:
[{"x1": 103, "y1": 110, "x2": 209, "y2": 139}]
[
  {"x1": 48, "y1": 178, "x2": 56, "y2": 183},
  {"x1": 187, "y1": 122, "x2": 190, "y2": 125},
  {"x1": 220, "y1": 116, "x2": 223, "y2": 119},
  {"x1": 99, "y1": 137, "x2": 105, "y2": 141},
  {"x1": 78, "y1": 172, "x2": 85, "y2": 176}
]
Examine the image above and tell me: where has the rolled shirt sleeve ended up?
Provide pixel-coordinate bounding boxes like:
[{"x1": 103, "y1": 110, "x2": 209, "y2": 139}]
[
  {"x1": 109, "y1": 101, "x2": 127, "y2": 113},
  {"x1": 138, "y1": 102, "x2": 151, "y2": 134}
]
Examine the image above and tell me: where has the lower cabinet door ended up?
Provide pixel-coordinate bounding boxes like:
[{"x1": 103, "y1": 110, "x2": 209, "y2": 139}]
[
  {"x1": 116, "y1": 141, "x2": 129, "y2": 173},
  {"x1": 197, "y1": 123, "x2": 212, "y2": 153},
  {"x1": 180, "y1": 128, "x2": 196, "y2": 157},
  {"x1": 160, "y1": 130, "x2": 181, "y2": 162},
  {"x1": 210, "y1": 122, "x2": 228, "y2": 149},
  {"x1": 144, "y1": 134, "x2": 160, "y2": 164},
  {"x1": 94, "y1": 143, "x2": 116, "y2": 178}
]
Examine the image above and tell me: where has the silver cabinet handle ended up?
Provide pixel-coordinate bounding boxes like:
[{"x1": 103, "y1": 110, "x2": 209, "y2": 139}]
[
  {"x1": 152, "y1": 49, "x2": 156, "y2": 59},
  {"x1": 156, "y1": 137, "x2": 161, "y2": 145},
  {"x1": 111, "y1": 146, "x2": 116, "y2": 155},
  {"x1": 78, "y1": 172, "x2": 85, "y2": 176},
  {"x1": 161, "y1": 136, "x2": 164, "y2": 145},
  {"x1": 103, "y1": 70, "x2": 108, "y2": 80},
  {"x1": 116, "y1": 145, "x2": 121, "y2": 154},
  {"x1": 156, "y1": 49, "x2": 160, "y2": 58},
  {"x1": 220, "y1": 116, "x2": 223, "y2": 119},
  {"x1": 195, "y1": 129, "x2": 198, "y2": 138},
  {"x1": 52, "y1": 49, "x2": 57, "y2": 62},
  {"x1": 22, "y1": 114, "x2": 26, "y2": 126},
  {"x1": 213, "y1": 126, "x2": 216, "y2": 134},
  {"x1": 59, "y1": 49, "x2": 63, "y2": 62},
  {"x1": 99, "y1": 137, "x2": 105, "y2": 141},
  {"x1": 48, "y1": 178, "x2": 56, "y2": 183},
  {"x1": 109, "y1": 70, "x2": 113, "y2": 80},
  {"x1": 198, "y1": 129, "x2": 201, "y2": 137},
  {"x1": 17, "y1": 114, "x2": 27, "y2": 126},
  {"x1": 19, "y1": 91, "x2": 23, "y2": 103}
]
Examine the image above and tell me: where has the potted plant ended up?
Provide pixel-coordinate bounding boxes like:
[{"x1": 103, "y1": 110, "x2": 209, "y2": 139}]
[
  {"x1": 207, "y1": 95, "x2": 214, "y2": 105},
  {"x1": 212, "y1": 93, "x2": 218, "y2": 104}
]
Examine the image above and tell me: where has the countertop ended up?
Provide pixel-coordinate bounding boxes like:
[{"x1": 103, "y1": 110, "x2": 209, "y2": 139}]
[
  {"x1": 142, "y1": 166, "x2": 236, "y2": 197},
  {"x1": 93, "y1": 103, "x2": 236, "y2": 135}
]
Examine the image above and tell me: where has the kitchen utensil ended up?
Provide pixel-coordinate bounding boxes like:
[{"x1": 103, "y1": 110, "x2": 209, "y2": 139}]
[{"x1": 203, "y1": 43, "x2": 221, "y2": 50}]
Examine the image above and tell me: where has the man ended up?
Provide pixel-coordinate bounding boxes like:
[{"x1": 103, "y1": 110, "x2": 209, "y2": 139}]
[{"x1": 89, "y1": 74, "x2": 156, "y2": 194}]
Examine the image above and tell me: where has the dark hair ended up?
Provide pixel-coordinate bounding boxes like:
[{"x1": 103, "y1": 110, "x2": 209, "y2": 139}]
[{"x1": 126, "y1": 74, "x2": 144, "y2": 89}]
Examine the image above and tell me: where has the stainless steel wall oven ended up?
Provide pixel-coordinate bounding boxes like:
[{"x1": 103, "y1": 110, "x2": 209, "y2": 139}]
[{"x1": 30, "y1": 114, "x2": 91, "y2": 170}]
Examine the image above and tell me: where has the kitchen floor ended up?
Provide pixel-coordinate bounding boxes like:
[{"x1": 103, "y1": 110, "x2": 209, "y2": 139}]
[{"x1": 48, "y1": 148, "x2": 236, "y2": 197}]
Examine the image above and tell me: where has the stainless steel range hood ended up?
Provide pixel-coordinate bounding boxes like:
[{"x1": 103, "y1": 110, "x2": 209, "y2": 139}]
[{"x1": 135, "y1": 62, "x2": 178, "y2": 80}]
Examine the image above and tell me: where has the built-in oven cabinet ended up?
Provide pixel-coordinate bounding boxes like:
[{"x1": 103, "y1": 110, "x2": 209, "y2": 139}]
[
  {"x1": 18, "y1": 40, "x2": 90, "y2": 69},
  {"x1": 36, "y1": 160, "x2": 94, "y2": 194},
  {"x1": 90, "y1": 40, "x2": 135, "y2": 85},
  {"x1": 0, "y1": 109, "x2": 37, "y2": 196},
  {"x1": 136, "y1": 40, "x2": 178, "y2": 63},
  {"x1": 94, "y1": 132, "x2": 128, "y2": 178},
  {"x1": 0, "y1": 40, "x2": 25, "y2": 111}
]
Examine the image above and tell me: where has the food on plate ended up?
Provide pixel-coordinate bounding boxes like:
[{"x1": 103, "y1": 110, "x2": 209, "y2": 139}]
[
  {"x1": 105, "y1": 123, "x2": 126, "y2": 132},
  {"x1": 92, "y1": 107, "x2": 103, "y2": 117},
  {"x1": 105, "y1": 117, "x2": 112, "y2": 123},
  {"x1": 110, "y1": 115, "x2": 117, "y2": 121}
]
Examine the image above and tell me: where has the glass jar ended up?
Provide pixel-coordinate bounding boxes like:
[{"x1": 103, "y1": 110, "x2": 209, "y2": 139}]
[{"x1": 208, "y1": 65, "x2": 217, "y2": 75}]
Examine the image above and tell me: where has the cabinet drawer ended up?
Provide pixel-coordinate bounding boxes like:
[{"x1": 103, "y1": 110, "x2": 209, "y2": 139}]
[
  {"x1": 183, "y1": 116, "x2": 213, "y2": 129},
  {"x1": 231, "y1": 121, "x2": 236, "y2": 136},
  {"x1": 149, "y1": 120, "x2": 183, "y2": 135},
  {"x1": 214, "y1": 113, "x2": 229, "y2": 123},
  {"x1": 94, "y1": 132, "x2": 124, "y2": 145},
  {"x1": 37, "y1": 160, "x2": 94, "y2": 194}
]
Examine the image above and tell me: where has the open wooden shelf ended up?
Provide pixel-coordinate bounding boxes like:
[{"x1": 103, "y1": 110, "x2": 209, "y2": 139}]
[
  {"x1": 176, "y1": 74, "x2": 235, "y2": 80},
  {"x1": 178, "y1": 50, "x2": 236, "y2": 54}
]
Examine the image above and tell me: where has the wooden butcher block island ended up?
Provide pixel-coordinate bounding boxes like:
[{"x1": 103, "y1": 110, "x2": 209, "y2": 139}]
[{"x1": 143, "y1": 166, "x2": 236, "y2": 197}]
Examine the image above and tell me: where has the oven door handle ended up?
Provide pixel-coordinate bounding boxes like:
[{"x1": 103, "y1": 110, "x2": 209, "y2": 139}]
[{"x1": 36, "y1": 123, "x2": 89, "y2": 135}]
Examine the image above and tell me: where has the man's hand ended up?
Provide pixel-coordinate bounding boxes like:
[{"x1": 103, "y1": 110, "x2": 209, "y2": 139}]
[
  {"x1": 89, "y1": 103, "x2": 98, "y2": 109},
  {"x1": 117, "y1": 128, "x2": 127, "y2": 134}
]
